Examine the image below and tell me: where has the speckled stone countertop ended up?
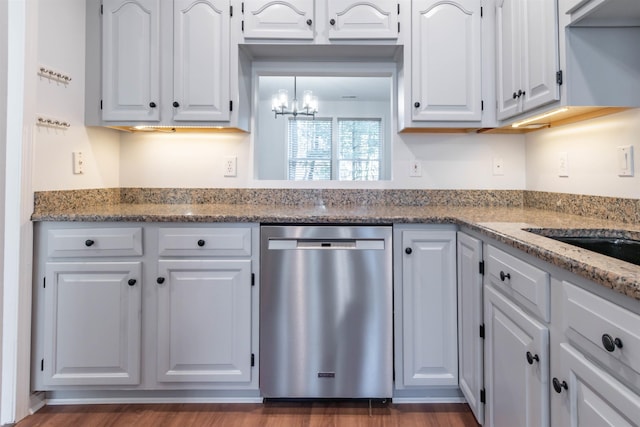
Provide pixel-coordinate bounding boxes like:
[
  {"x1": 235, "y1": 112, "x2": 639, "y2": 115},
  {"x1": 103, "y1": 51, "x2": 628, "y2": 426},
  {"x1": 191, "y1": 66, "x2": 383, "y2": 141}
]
[{"x1": 31, "y1": 201, "x2": 640, "y2": 302}]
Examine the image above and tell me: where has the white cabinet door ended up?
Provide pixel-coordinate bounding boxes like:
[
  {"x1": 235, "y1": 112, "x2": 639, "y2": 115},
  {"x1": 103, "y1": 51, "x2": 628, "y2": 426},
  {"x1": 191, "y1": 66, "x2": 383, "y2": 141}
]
[
  {"x1": 411, "y1": 0, "x2": 482, "y2": 121},
  {"x1": 173, "y1": 0, "x2": 230, "y2": 121},
  {"x1": 243, "y1": 0, "x2": 315, "y2": 39},
  {"x1": 484, "y1": 285, "x2": 549, "y2": 427},
  {"x1": 102, "y1": 0, "x2": 160, "y2": 121},
  {"x1": 156, "y1": 259, "x2": 252, "y2": 383},
  {"x1": 521, "y1": 0, "x2": 560, "y2": 113},
  {"x1": 401, "y1": 230, "x2": 458, "y2": 387},
  {"x1": 496, "y1": 0, "x2": 522, "y2": 120},
  {"x1": 556, "y1": 343, "x2": 640, "y2": 427},
  {"x1": 496, "y1": 0, "x2": 559, "y2": 120},
  {"x1": 457, "y1": 232, "x2": 484, "y2": 425},
  {"x1": 43, "y1": 262, "x2": 142, "y2": 386},
  {"x1": 327, "y1": 0, "x2": 399, "y2": 40}
]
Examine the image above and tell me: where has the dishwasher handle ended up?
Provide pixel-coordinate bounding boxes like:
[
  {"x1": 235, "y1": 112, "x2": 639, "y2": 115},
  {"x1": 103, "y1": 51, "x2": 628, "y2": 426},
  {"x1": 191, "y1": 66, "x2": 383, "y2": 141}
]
[{"x1": 268, "y1": 239, "x2": 385, "y2": 250}]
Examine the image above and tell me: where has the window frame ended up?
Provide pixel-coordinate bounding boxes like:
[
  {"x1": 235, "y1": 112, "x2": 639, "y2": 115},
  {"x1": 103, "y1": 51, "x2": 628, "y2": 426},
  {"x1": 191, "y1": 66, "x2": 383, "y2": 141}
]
[{"x1": 286, "y1": 116, "x2": 384, "y2": 181}]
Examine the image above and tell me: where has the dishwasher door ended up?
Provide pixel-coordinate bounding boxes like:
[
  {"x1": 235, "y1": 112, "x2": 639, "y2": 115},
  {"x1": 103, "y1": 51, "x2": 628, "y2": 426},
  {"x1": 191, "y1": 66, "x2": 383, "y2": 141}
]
[{"x1": 259, "y1": 225, "x2": 393, "y2": 399}]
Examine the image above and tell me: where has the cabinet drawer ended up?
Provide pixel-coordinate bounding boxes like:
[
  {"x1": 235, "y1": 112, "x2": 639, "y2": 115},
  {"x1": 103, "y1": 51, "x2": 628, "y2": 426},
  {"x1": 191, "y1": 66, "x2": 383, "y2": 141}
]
[
  {"x1": 47, "y1": 228, "x2": 143, "y2": 258},
  {"x1": 485, "y1": 245, "x2": 550, "y2": 322},
  {"x1": 563, "y1": 280, "x2": 640, "y2": 390},
  {"x1": 158, "y1": 227, "x2": 252, "y2": 257}
]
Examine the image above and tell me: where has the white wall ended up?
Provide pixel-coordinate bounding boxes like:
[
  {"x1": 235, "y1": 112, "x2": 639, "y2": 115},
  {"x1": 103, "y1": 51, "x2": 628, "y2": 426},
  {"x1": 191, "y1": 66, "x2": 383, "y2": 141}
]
[
  {"x1": 525, "y1": 109, "x2": 640, "y2": 198},
  {"x1": 118, "y1": 130, "x2": 526, "y2": 189},
  {"x1": 32, "y1": 0, "x2": 120, "y2": 192}
]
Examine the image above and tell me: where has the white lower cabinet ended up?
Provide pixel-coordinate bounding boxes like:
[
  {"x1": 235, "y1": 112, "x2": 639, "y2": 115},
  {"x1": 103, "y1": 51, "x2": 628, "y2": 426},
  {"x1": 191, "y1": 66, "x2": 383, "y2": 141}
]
[
  {"x1": 33, "y1": 222, "x2": 258, "y2": 393},
  {"x1": 156, "y1": 259, "x2": 252, "y2": 383},
  {"x1": 43, "y1": 261, "x2": 142, "y2": 386},
  {"x1": 555, "y1": 343, "x2": 640, "y2": 426},
  {"x1": 484, "y1": 284, "x2": 550, "y2": 427},
  {"x1": 457, "y1": 232, "x2": 484, "y2": 424},
  {"x1": 395, "y1": 226, "x2": 458, "y2": 388}
]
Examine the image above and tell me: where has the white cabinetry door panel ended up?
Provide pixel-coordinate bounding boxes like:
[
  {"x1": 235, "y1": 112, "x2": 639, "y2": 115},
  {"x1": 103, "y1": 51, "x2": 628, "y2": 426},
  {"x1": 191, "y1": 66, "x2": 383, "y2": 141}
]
[
  {"x1": 156, "y1": 259, "x2": 252, "y2": 383},
  {"x1": 43, "y1": 262, "x2": 142, "y2": 386},
  {"x1": 457, "y1": 232, "x2": 484, "y2": 425},
  {"x1": 401, "y1": 230, "x2": 458, "y2": 387},
  {"x1": 102, "y1": 0, "x2": 160, "y2": 121},
  {"x1": 173, "y1": 0, "x2": 230, "y2": 121},
  {"x1": 327, "y1": 0, "x2": 399, "y2": 40},
  {"x1": 243, "y1": 0, "x2": 315, "y2": 39},
  {"x1": 411, "y1": 0, "x2": 482, "y2": 121},
  {"x1": 496, "y1": 0, "x2": 521, "y2": 120},
  {"x1": 521, "y1": 0, "x2": 560, "y2": 113},
  {"x1": 557, "y1": 343, "x2": 640, "y2": 427},
  {"x1": 496, "y1": 0, "x2": 559, "y2": 120},
  {"x1": 484, "y1": 285, "x2": 549, "y2": 427}
]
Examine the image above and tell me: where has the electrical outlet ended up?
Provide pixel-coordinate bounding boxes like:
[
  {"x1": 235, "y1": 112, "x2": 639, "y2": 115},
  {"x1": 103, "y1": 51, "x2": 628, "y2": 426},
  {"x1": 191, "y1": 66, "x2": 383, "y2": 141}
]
[
  {"x1": 492, "y1": 157, "x2": 504, "y2": 176},
  {"x1": 410, "y1": 160, "x2": 422, "y2": 177},
  {"x1": 224, "y1": 156, "x2": 237, "y2": 177},
  {"x1": 73, "y1": 151, "x2": 84, "y2": 174}
]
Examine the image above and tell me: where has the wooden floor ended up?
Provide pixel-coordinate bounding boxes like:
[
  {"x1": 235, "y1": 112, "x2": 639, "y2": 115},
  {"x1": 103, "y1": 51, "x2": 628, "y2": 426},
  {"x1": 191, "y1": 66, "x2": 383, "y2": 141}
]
[{"x1": 16, "y1": 402, "x2": 480, "y2": 427}]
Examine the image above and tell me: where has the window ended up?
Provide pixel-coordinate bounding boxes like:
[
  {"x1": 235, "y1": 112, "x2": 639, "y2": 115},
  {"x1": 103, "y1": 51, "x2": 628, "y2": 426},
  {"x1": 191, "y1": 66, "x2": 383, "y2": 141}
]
[
  {"x1": 338, "y1": 119, "x2": 381, "y2": 181},
  {"x1": 288, "y1": 118, "x2": 332, "y2": 180},
  {"x1": 288, "y1": 118, "x2": 382, "y2": 181}
]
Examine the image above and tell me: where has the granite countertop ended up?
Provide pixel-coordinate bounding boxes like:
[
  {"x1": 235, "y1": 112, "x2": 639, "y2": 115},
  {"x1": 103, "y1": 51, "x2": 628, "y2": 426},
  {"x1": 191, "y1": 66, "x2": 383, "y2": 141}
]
[{"x1": 32, "y1": 202, "x2": 640, "y2": 302}]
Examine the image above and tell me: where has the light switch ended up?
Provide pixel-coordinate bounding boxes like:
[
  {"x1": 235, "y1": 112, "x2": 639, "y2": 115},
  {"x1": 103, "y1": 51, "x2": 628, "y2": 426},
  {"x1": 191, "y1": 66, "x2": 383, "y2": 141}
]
[
  {"x1": 617, "y1": 145, "x2": 634, "y2": 177},
  {"x1": 558, "y1": 152, "x2": 569, "y2": 177}
]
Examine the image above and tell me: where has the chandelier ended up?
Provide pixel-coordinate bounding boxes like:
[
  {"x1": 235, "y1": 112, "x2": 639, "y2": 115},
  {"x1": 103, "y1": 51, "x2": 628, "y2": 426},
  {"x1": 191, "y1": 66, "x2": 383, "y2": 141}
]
[{"x1": 271, "y1": 76, "x2": 318, "y2": 118}]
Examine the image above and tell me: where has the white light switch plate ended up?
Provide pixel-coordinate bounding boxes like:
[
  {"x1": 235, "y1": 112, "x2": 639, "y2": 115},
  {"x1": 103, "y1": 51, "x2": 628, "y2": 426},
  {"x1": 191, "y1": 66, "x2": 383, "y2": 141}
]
[
  {"x1": 617, "y1": 145, "x2": 634, "y2": 177},
  {"x1": 558, "y1": 152, "x2": 569, "y2": 177},
  {"x1": 492, "y1": 158, "x2": 504, "y2": 176}
]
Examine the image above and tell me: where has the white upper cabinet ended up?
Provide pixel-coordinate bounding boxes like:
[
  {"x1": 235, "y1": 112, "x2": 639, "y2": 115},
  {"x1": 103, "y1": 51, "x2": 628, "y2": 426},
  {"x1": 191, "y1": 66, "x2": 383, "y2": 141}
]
[
  {"x1": 241, "y1": 0, "x2": 401, "y2": 42},
  {"x1": 410, "y1": 0, "x2": 482, "y2": 122},
  {"x1": 102, "y1": 0, "x2": 161, "y2": 121},
  {"x1": 242, "y1": 0, "x2": 315, "y2": 39},
  {"x1": 496, "y1": 0, "x2": 560, "y2": 120},
  {"x1": 173, "y1": 0, "x2": 230, "y2": 121},
  {"x1": 327, "y1": 0, "x2": 399, "y2": 40},
  {"x1": 563, "y1": 0, "x2": 640, "y2": 26},
  {"x1": 93, "y1": 0, "x2": 242, "y2": 128}
]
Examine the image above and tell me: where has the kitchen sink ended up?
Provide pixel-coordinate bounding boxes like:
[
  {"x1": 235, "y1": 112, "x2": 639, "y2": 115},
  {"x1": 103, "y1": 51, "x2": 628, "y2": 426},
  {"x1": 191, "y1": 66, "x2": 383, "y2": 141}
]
[{"x1": 525, "y1": 228, "x2": 640, "y2": 266}]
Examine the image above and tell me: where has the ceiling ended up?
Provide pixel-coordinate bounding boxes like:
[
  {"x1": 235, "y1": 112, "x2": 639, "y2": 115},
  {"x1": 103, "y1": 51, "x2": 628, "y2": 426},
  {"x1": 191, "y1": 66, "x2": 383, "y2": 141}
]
[{"x1": 258, "y1": 76, "x2": 392, "y2": 103}]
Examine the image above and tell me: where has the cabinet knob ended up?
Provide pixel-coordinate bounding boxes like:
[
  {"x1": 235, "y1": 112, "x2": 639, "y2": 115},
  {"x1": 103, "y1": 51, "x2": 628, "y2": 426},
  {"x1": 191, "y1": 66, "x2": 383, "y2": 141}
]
[
  {"x1": 149, "y1": 102, "x2": 157, "y2": 108},
  {"x1": 128, "y1": 279, "x2": 137, "y2": 287},
  {"x1": 499, "y1": 271, "x2": 511, "y2": 281},
  {"x1": 526, "y1": 351, "x2": 539, "y2": 365},
  {"x1": 405, "y1": 247, "x2": 412, "y2": 255},
  {"x1": 197, "y1": 239, "x2": 206, "y2": 247},
  {"x1": 552, "y1": 377, "x2": 568, "y2": 394},
  {"x1": 85, "y1": 239, "x2": 95, "y2": 247},
  {"x1": 157, "y1": 277, "x2": 165, "y2": 284},
  {"x1": 306, "y1": 19, "x2": 312, "y2": 26},
  {"x1": 173, "y1": 101, "x2": 180, "y2": 108},
  {"x1": 414, "y1": 102, "x2": 421, "y2": 108},
  {"x1": 602, "y1": 333, "x2": 623, "y2": 352},
  {"x1": 330, "y1": 18, "x2": 336, "y2": 25},
  {"x1": 512, "y1": 92, "x2": 518, "y2": 99}
]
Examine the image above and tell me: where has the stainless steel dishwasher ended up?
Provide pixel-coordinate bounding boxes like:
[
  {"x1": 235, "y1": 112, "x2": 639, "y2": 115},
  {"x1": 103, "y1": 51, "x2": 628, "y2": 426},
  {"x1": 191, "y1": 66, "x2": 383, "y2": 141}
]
[{"x1": 259, "y1": 225, "x2": 393, "y2": 399}]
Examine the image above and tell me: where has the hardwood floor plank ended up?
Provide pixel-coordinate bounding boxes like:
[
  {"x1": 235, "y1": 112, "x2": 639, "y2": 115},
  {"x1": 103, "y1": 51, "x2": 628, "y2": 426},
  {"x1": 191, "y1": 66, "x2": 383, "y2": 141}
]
[{"x1": 16, "y1": 402, "x2": 480, "y2": 427}]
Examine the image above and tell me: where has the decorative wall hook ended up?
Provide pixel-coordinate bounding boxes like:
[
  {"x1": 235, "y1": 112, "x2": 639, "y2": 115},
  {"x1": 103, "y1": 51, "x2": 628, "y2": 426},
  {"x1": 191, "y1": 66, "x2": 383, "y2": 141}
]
[
  {"x1": 38, "y1": 66, "x2": 72, "y2": 83},
  {"x1": 36, "y1": 116, "x2": 71, "y2": 129}
]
